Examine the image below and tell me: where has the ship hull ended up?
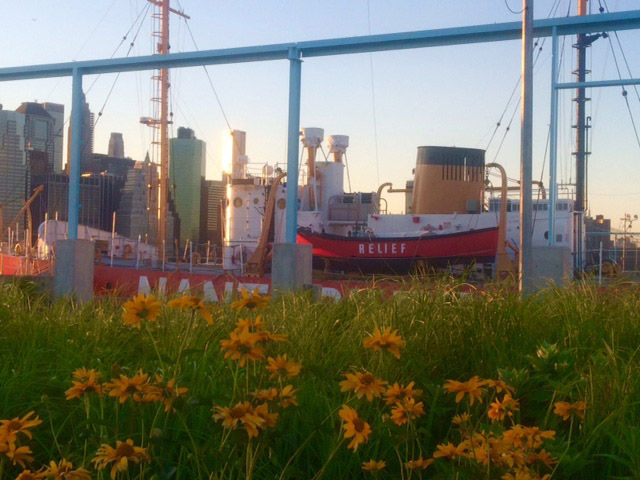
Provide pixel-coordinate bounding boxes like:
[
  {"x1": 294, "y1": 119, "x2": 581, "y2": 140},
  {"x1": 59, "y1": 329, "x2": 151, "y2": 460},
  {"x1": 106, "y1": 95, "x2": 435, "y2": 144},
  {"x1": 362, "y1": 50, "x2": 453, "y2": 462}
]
[{"x1": 297, "y1": 227, "x2": 499, "y2": 273}]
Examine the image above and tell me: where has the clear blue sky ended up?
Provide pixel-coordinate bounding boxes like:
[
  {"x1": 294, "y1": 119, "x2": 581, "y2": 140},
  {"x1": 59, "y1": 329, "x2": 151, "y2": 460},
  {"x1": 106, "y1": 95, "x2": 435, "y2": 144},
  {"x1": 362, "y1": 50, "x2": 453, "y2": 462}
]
[{"x1": 2, "y1": 0, "x2": 639, "y2": 227}]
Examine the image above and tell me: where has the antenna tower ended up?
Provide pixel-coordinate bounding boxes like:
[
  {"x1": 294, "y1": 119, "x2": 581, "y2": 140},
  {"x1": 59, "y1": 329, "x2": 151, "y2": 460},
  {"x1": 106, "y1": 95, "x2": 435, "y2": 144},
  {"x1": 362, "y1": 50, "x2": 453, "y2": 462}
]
[{"x1": 142, "y1": 0, "x2": 189, "y2": 258}]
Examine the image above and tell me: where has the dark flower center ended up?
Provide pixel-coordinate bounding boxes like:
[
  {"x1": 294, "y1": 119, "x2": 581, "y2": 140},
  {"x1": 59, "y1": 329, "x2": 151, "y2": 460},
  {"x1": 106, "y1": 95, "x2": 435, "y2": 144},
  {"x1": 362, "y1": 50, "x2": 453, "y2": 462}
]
[
  {"x1": 353, "y1": 418, "x2": 365, "y2": 433},
  {"x1": 361, "y1": 374, "x2": 375, "y2": 385},
  {"x1": 116, "y1": 443, "x2": 135, "y2": 457}
]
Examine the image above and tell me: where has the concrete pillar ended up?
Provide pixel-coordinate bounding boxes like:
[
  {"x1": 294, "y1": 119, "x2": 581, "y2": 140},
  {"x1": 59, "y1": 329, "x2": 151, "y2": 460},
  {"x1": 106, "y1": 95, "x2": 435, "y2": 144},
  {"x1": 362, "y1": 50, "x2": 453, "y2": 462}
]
[
  {"x1": 531, "y1": 245, "x2": 572, "y2": 289},
  {"x1": 54, "y1": 239, "x2": 94, "y2": 302},
  {"x1": 272, "y1": 243, "x2": 312, "y2": 292}
]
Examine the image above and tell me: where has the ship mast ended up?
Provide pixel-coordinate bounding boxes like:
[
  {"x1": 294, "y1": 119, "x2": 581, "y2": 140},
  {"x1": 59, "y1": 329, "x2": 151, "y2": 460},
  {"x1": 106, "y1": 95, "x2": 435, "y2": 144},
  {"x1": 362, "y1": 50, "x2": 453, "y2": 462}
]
[{"x1": 143, "y1": 0, "x2": 189, "y2": 258}]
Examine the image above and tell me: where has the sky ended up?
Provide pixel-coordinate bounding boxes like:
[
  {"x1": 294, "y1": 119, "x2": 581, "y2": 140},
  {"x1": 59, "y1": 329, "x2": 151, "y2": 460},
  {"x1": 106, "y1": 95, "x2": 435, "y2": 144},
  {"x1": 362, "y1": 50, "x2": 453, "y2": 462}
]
[{"x1": 2, "y1": 0, "x2": 640, "y2": 229}]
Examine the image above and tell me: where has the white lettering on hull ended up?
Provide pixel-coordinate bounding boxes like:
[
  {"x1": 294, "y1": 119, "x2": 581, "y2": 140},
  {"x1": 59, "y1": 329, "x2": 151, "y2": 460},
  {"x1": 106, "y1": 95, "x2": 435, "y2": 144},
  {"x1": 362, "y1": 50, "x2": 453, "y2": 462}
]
[{"x1": 356, "y1": 243, "x2": 408, "y2": 256}]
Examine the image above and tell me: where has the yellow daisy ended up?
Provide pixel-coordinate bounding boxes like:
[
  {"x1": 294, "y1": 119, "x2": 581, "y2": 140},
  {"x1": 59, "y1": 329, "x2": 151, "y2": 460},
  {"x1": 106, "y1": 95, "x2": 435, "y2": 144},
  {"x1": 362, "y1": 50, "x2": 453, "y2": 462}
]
[
  {"x1": 390, "y1": 398, "x2": 425, "y2": 426},
  {"x1": 265, "y1": 354, "x2": 302, "y2": 379},
  {"x1": 106, "y1": 371, "x2": 150, "y2": 403},
  {"x1": 362, "y1": 459, "x2": 386, "y2": 471},
  {"x1": 213, "y1": 402, "x2": 265, "y2": 438},
  {"x1": 122, "y1": 293, "x2": 162, "y2": 329},
  {"x1": 363, "y1": 326, "x2": 405, "y2": 359},
  {"x1": 0, "y1": 411, "x2": 42, "y2": 443},
  {"x1": 45, "y1": 459, "x2": 91, "y2": 480},
  {"x1": 340, "y1": 372, "x2": 387, "y2": 402},
  {"x1": 405, "y1": 457, "x2": 434, "y2": 470},
  {"x1": 220, "y1": 326, "x2": 265, "y2": 367},
  {"x1": 167, "y1": 295, "x2": 214, "y2": 325},
  {"x1": 443, "y1": 376, "x2": 487, "y2": 405},
  {"x1": 231, "y1": 288, "x2": 270, "y2": 311},
  {"x1": 553, "y1": 401, "x2": 587, "y2": 421},
  {"x1": 339, "y1": 405, "x2": 371, "y2": 452},
  {"x1": 92, "y1": 439, "x2": 150, "y2": 480}
]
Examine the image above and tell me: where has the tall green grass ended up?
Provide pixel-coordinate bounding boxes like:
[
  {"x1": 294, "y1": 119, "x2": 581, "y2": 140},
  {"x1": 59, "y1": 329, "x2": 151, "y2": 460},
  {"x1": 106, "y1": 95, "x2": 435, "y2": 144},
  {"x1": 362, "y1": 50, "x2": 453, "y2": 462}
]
[{"x1": 1, "y1": 278, "x2": 640, "y2": 478}]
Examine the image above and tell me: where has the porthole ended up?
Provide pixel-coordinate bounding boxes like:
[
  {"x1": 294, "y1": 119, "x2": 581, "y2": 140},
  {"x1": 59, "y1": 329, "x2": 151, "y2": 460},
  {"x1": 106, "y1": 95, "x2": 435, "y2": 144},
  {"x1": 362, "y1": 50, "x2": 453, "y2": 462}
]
[
  {"x1": 277, "y1": 198, "x2": 286, "y2": 209},
  {"x1": 233, "y1": 197, "x2": 243, "y2": 208},
  {"x1": 253, "y1": 197, "x2": 259, "y2": 205}
]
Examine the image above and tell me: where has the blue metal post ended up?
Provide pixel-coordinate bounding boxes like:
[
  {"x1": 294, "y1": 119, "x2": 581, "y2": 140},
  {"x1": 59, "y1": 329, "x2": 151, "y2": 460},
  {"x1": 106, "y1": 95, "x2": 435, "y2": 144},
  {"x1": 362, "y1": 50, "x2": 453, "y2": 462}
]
[
  {"x1": 285, "y1": 47, "x2": 302, "y2": 243},
  {"x1": 68, "y1": 68, "x2": 84, "y2": 240},
  {"x1": 548, "y1": 27, "x2": 559, "y2": 246}
]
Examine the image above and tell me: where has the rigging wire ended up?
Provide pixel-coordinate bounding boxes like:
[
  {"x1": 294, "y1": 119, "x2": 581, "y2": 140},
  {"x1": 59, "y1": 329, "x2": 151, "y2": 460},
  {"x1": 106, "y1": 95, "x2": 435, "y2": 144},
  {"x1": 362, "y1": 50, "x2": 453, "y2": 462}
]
[
  {"x1": 366, "y1": 0, "x2": 381, "y2": 187},
  {"x1": 504, "y1": 0, "x2": 525, "y2": 15},
  {"x1": 604, "y1": 35, "x2": 640, "y2": 149}
]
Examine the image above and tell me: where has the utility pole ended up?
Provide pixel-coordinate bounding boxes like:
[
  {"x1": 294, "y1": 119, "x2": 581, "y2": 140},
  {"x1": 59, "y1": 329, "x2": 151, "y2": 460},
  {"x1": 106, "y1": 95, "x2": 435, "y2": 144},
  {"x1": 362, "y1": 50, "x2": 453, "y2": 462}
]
[
  {"x1": 520, "y1": 0, "x2": 534, "y2": 294},
  {"x1": 142, "y1": 0, "x2": 189, "y2": 260}
]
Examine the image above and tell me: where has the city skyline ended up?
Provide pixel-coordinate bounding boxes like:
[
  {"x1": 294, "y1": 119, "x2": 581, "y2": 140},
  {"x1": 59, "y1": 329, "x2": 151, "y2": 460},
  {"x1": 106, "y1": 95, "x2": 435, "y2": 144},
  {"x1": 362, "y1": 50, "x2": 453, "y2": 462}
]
[{"x1": 2, "y1": 1, "x2": 640, "y2": 228}]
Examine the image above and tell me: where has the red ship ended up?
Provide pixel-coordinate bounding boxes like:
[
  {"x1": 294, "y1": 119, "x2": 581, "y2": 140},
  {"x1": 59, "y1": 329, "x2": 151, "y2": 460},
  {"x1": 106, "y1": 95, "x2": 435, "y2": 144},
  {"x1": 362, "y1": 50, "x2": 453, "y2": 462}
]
[{"x1": 297, "y1": 226, "x2": 499, "y2": 274}]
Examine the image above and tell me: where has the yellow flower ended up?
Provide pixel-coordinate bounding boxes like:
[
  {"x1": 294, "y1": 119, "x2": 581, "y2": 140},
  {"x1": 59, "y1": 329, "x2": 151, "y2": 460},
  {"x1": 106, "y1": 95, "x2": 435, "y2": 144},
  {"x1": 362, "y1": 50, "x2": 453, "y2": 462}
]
[
  {"x1": 14, "y1": 470, "x2": 46, "y2": 480},
  {"x1": 443, "y1": 376, "x2": 487, "y2": 405},
  {"x1": 502, "y1": 425, "x2": 555, "y2": 450},
  {"x1": 167, "y1": 295, "x2": 214, "y2": 325},
  {"x1": 0, "y1": 411, "x2": 42, "y2": 444},
  {"x1": 266, "y1": 355, "x2": 302, "y2": 379},
  {"x1": 553, "y1": 401, "x2": 587, "y2": 421},
  {"x1": 433, "y1": 442, "x2": 468, "y2": 460},
  {"x1": 390, "y1": 398, "x2": 425, "y2": 426},
  {"x1": 405, "y1": 457, "x2": 434, "y2": 470},
  {"x1": 526, "y1": 449, "x2": 557, "y2": 469},
  {"x1": 362, "y1": 459, "x2": 386, "y2": 471},
  {"x1": 486, "y1": 379, "x2": 516, "y2": 395},
  {"x1": 220, "y1": 326, "x2": 265, "y2": 367},
  {"x1": 488, "y1": 393, "x2": 520, "y2": 422},
  {"x1": 452, "y1": 413, "x2": 471, "y2": 426},
  {"x1": 213, "y1": 402, "x2": 265, "y2": 438},
  {"x1": 254, "y1": 402, "x2": 279, "y2": 428},
  {"x1": 384, "y1": 381, "x2": 421, "y2": 405},
  {"x1": 122, "y1": 293, "x2": 162, "y2": 329},
  {"x1": 73, "y1": 367, "x2": 102, "y2": 381},
  {"x1": 92, "y1": 439, "x2": 150, "y2": 480},
  {"x1": 143, "y1": 375, "x2": 189, "y2": 412},
  {"x1": 45, "y1": 459, "x2": 92, "y2": 480},
  {"x1": 106, "y1": 371, "x2": 150, "y2": 403},
  {"x1": 363, "y1": 326, "x2": 405, "y2": 359},
  {"x1": 4, "y1": 444, "x2": 35, "y2": 469},
  {"x1": 66, "y1": 369, "x2": 104, "y2": 400},
  {"x1": 339, "y1": 405, "x2": 371, "y2": 452},
  {"x1": 231, "y1": 288, "x2": 270, "y2": 311},
  {"x1": 252, "y1": 388, "x2": 280, "y2": 402},
  {"x1": 234, "y1": 316, "x2": 286, "y2": 343},
  {"x1": 340, "y1": 372, "x2": 387, "y2": 402},
  {"x1": 278, "y1": 384, "x2": 299, "y2": 408}
]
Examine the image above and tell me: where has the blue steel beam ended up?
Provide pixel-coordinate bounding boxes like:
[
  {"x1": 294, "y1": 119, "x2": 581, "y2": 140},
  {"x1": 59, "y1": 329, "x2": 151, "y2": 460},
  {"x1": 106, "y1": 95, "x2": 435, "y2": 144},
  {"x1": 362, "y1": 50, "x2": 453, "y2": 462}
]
[
  {"x1": 68, "y1": 68, "x2": 84, "y2": 241},
  {"x1": 548, "y1": 28, "x2": 559, "y2": 246},
  {"x1": 285, "y1": 48, "x2": 302, "y2": 244},
  {"x1": 0, "y1": 10, "x2": 639, "y2": 81},
  {"x1": 557, "y1": 78, "x2": 640, "y2": 89}
]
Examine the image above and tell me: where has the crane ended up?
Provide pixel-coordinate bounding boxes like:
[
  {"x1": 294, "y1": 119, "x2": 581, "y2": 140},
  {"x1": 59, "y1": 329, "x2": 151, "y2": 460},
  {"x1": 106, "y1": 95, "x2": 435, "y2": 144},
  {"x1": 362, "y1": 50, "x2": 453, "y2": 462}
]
[{"x1": 0, "y1": 185, "x2": 45, "y2": 251}]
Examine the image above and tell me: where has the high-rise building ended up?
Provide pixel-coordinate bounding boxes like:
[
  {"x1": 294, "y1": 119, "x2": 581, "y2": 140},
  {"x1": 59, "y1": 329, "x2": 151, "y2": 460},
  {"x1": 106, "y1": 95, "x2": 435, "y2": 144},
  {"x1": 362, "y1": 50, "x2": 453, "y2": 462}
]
[
  {"x1": 41, "y1": 102, "x2": 65, "y2": 173},
  {"x1": 0, "y1": 107, "x2": 28, "y2": 238},
  {"x1": 16, "y1": 102, "x2": 55, "y2": 174},
  {"x1": 116, "y1": 153, "x2": 178, "y2": 251},
  {"x1": 201, "y1": 179, "x2": 225, "y2": 245},
  {"x1": 30, "y1": 173, "x2": 102, "y2": 231},
  {"x1": 66, "y1": 94, "x2": 94, "y2": 171},
  {"x1": 169, "y1": 127, "x2": 206, "y2": 246},
  {"x1": 108, "y1": 132, "x2": 125, "y2": 159}
]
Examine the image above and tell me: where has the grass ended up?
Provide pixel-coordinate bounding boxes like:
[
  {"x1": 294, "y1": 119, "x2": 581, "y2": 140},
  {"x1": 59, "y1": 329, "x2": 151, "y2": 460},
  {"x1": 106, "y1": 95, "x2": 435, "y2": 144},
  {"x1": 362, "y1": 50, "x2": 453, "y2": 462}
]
[{"x1": 1, "y1": 278, "x2": 640, "y2": 478}]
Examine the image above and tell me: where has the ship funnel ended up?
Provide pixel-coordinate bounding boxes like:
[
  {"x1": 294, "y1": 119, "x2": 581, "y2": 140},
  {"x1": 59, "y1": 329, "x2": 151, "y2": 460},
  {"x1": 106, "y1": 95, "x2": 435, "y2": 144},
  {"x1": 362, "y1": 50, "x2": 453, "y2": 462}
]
[
  {"x1": 327, "y1": 135, "x2": 349, "y2": 163},
  {"x1": 301, "y1": 127, "x2": 324, "y2": 178},
  {"x1": 411, "y1": 146, "x2": 485, "y2": 214}
]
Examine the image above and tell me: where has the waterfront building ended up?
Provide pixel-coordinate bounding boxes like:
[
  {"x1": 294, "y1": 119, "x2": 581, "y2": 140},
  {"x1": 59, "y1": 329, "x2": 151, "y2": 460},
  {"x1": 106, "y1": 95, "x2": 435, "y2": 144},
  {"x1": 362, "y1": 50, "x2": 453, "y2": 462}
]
[
  {"x1": 0, "y1": 107, "x2": 28, "y2": 238},
  {"x1": 41, "y1": 102, "x2": 65, "y2": 173},
  {"x1": 169, "y1": 127, "x2": 206, "y2": 246},
  {"x1": 201, "y1": 179, "x2": 225, "y2": 245},
  {"x1": 108, "y1": 132, "x2": 125, "y2": 159}
]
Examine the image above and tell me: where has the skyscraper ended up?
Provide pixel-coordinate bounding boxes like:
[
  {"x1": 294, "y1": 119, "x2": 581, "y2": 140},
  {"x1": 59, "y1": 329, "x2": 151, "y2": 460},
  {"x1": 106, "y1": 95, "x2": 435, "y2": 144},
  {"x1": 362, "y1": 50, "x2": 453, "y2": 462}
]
[
  {"x1": 108, "y1": 132, "x2": 125, "y2": 158},
  {"x1": 66, "y1": 94, "x2": 94, "y2": 172},
  {"x1": 16, "y1": 102, "x2": 55, "y2": 173},
  {"x1": 201, "y1": 179, "x2": 225, "y2": 245},
  {"x1": 42, "y1": 102, "x2": 65, "y2": 173},
  {"x1": 169, "y1": 127, "x2": 206, "y2": 246},
  {"x1": 0, "y1": 107, "x2": 28, "y2": 236}
]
